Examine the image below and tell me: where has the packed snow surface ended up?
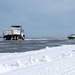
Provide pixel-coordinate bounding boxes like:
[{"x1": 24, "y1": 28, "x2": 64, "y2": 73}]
[{"x1": 0, "y1": 45, "x2": 75, "y2": 75}]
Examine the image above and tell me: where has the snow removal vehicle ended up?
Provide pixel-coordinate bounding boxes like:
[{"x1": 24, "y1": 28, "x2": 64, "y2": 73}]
[
  {"x1": 3, "y1": 25, "x2": 25, "y2": 40},
  {"x1": 67, "y1": 34, "x2": 75, "y2": 39}
]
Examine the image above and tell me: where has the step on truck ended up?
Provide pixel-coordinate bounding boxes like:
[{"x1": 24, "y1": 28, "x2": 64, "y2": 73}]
[{"x1": 3, "y1": 26, "x2": 25, "y2": 40}]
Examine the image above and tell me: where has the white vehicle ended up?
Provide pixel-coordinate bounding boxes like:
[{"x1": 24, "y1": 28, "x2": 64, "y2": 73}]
[
  {"x1": 67, "y1": 34, "x2": 75, "y2": 39},
  {"x1": 3, "y1": 26, "x2": 25, "y2": 40}
]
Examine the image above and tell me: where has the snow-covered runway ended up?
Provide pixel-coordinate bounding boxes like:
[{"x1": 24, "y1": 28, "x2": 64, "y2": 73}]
[{"x1": 0, "y1": 45, "x2": 75, "y2": 75}]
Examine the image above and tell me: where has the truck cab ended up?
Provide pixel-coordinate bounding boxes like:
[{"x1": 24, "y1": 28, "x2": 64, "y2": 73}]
[{"x1": 67, "y1": 34, "x2": 75, "y2": 39}]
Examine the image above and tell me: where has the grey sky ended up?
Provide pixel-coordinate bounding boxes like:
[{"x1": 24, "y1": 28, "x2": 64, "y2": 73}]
[{"x1": 0, "y1": 0, "x2": 75, "y2": 38}]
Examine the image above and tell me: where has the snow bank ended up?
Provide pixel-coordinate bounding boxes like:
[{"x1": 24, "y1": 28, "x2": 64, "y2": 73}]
[{"x1": 0, "y1": 45, "x2": 75, "y2": 75}]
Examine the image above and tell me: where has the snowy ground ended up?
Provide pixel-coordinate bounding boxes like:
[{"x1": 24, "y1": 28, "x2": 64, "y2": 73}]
[{"x1": 0, "y1": 45, "x2": 75, "y2": 75}]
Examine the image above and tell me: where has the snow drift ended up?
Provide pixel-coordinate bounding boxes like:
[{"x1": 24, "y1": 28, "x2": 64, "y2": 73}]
[{"x1": 0, "y1": 45, "x2": 75, "y2": 75}]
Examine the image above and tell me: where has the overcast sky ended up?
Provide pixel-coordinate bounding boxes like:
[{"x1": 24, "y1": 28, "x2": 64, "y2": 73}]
[{"x1": 0, "y1": 0, "x2": 75, "y2": 38}]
